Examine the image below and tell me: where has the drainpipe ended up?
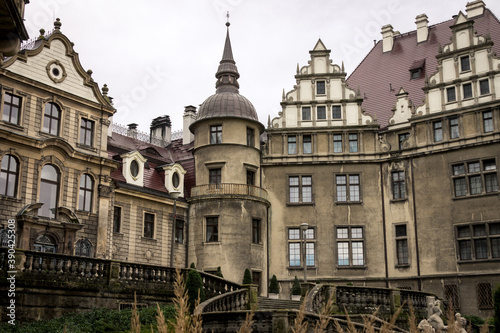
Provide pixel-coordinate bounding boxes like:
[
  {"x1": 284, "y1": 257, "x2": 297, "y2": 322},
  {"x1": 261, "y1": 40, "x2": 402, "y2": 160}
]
[
  {"x1": 410, "y1": 158, "x2": 422, "y2": 290},
  {"x1": 185, "y1": 207, "x2": 189, "y2": 269},
  {"x1": 380, "y1": 164, "x2": 389, "y2": 288}
]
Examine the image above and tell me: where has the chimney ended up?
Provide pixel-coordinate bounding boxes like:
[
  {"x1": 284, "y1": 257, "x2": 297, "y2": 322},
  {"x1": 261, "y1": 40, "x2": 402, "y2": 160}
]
[
  {"x1": 415, "y1": 14, "x2": 429, "y2": 43},
  {"x1": 127, "y1": 123, "x2": 138, "y2": 139},
  {"x1": 381, "y1": 24, "x2": 394, "y2": 53},
  {"x1": 466, "y1": 0, "x2": 485, "y2": 18},
  {"x1": 183, "y1": 105, "x2": 197, "y2": 145},
  {"x1": 150, "y1": 115, "x2": 171, "y2": 146}
]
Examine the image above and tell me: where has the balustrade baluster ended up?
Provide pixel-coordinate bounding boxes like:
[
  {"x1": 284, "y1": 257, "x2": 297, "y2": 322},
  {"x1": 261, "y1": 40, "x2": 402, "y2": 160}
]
[
  {"x1": 91, "y1": 261, "x2": 97, "y2": 277},
  {"x1": 40, "y1": 256, "x2": 48, "y2": 272},
  {"x1": 55, "y1": 257, "x2": 62, "y2": 274},
  {"x1": 125, "y1": 265, "x2": 132, "y2": 279},
  {"x1": 24, "y1": 253, "x2": 32, "y2": 272},
  {"x1": 84, "y1": 261, "x2": 91, "y2": 276}
]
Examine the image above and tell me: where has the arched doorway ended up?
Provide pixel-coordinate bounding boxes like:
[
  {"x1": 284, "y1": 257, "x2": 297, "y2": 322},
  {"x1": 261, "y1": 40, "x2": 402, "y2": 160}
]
[{"x1": 33, "y1": 234, "x2": 57, "y2": 253}]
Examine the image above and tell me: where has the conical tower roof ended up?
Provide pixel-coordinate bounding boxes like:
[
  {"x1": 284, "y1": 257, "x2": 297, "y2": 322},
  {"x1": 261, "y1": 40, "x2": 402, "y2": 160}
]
[{"x1": 192, "y1": 22, "x2": 259, "y2": 128}]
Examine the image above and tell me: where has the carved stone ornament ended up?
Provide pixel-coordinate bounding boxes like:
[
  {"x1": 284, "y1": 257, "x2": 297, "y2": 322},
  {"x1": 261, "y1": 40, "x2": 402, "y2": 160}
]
[
  {"x1": 46, "y1": 60, "x2": 67, "y2": 83},
  {"x1": 99, "y1": 185, "x2": 112, "y2": 198},
  {"x1": 379, "y1": 134, "x2": 391, "y2": 152}
]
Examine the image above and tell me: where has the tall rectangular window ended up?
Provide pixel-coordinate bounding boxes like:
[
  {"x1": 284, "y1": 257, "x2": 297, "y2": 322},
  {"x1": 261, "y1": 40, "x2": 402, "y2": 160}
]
[
  {"x1": 3, "y1": 92, "x2": 21, "y2": 124},
  {"x1": 175, "y1": 219, "x2": 184, "y2": 244},
  {"x1": 447, "y1": 87, "x2": 456, "y2": 102},
  {"x1": 43, "y1": 102, "x2": 60, "y2": 136},
  {"x1": 317, "y1": 106, "x2": 326, "y2": 120},
  {"x1": 433, "y1": 121, "x2": 443, "y2": 142},
  {"x1": 210, "y1": 125, "x2": 222, "y2": 144},
  {"x1": 246, "y1": 170, "x2": 255, "y2": 186},
  {"x1": 456, "y1": 222, "x2": 500, "y2": 261},
  {"x1": 246, "y1": 127, "x2": 254, "y2": 147},
  {"x1": 288, "y1": 227, "x2": 315, "y2": 267},
  {"x1": 316, "y1": 81, "x2": 325, "y2": 95},
  {"x1": 452, "y1": 159, "x2": 498, "y2": 197},
  {"x1": 252, "y1": 219, "x2": 261, "y2": 244},
  {"x1": 483, "y1": 111, "x2": 493, "y2": 133},
  {"x1": 477, "y1": 283, "x2": 493, "y2": 310},
  {"x1": 398, "y1": 133, "x2": 409, "y2": 150},
  {"x1": 302, "y1": 107, "x2": 311, "y2": 121},
  {"x1": 332, "y1": 105, "x2": 341, "y2": 119},
  {"x1": 288, "y1": 175, "x2": 312, "y2": 204},
  {"x1": 80, "y1": 118, "x2": 94, "y2": 146},
  {"x1": 395, "y1": 225, "x2": 409, "y2": 265},
  {"x1": 462, "y1": 83, "x2": 473, "y2": 99},
  {"x1": 113, "y1": 206, "x2": 121, "y2": 233},
  {"x1": 336, "y1": 226, "x2": 364, "y2": 266},
  {"x1": 449, "y1": 117, "x2": 459, "y2": 139},
  {"x1": 336, "y1": 174, "x2": 360, "y2": 202},
  {"x1": 0, "y1": 154, "x2": 19, "y2": 197},
  {"x1": 460, "y1": 55, "x2": 470, "y2": 72},
  {"x1": 209, "y1": 168, "x2": 221, "y2": 185},
  {"x1": 206, "y1": 217, "x2": 218, "y2": 242},
  {"x1": 144, "y1": 213, "x2": 155, "y2": 238},
  {"x1": 303, "y1": 135, "x2": 312, "y2": 154},
  {"x1": 348, "y1": 133, "x2": 358, "y2": 153},
  {"x1": 288, "y1": 135, "x2": 297, "y2": 154},
  {"x1": 392, "y1": 171, "x2": 406, "y2": 200},
  {"x1": 333, "y1": 134, "x2": 343, "y2": 153},
  {"x1": 479, "y1": 79, "x2": 490, "y2": 95}
]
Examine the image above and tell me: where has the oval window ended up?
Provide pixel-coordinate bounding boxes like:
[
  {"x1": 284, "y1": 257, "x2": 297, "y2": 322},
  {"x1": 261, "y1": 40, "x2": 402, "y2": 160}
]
[
  {"x1": 172, "y1": 172, "x2": 180, "y2": 188},
  {"x1": 130, "y1": 160, "x2": 139, "y2": 177}
]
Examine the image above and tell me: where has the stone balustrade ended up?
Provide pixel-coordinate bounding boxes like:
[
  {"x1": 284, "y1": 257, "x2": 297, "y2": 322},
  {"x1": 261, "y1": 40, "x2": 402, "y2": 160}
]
[
  {"x1": 190, "y1": 183, "x2": 268, "y2": 201},
  {"x1": 198, "y1": 270, "x2": 242, "y2": 296},
  {"x1": 195, "y1": 289, "x2": 249, "y2": 315}
]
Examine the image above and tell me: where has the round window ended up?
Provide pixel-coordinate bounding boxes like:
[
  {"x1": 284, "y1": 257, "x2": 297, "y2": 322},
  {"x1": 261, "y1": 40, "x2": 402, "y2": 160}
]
[
  {"x1": 172, "y1": 172, "x2": 180, "y2": 188},
  {"x1": 52, "y1": 67, "x2": 60, "y2": 76},
  {"x1": 130, "y1": 160, "x2": 139, "y2": 177}
]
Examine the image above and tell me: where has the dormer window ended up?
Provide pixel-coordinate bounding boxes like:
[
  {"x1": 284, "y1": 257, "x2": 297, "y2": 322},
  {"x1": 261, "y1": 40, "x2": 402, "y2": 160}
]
[
  {"x1": 410, "y1": 69, "x2": 422, "y2": 80},
  {"x1": 162, "y1": 163, "x2": 186, "y2": 197},
  {"x1": 172, "y1": 172, "x2": 180, "y2": 188},
  {"x1": 130, "y1": 160, "x2": 139, "y2": 178},
  {"x1": 316, "y1": 81, "x2": 326, "y2": 95},
  {"x1": 409, "y1": 59, "x2": 425, "y2": 80},
  {"x1": 120, "y1": 151, "x2": 147, "y2": 187},
  {"x1": 460, "y1": 55, "x2": 470, "y2": 72}
]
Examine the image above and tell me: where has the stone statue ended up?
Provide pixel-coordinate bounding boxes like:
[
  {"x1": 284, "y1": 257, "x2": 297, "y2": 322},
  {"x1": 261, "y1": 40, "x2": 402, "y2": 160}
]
[{"x1": 454, "y1": 313, "x2": 467, "y2": 333}]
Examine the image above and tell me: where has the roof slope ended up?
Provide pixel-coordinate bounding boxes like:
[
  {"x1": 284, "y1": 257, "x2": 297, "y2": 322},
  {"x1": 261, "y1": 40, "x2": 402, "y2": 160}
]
[{"x1": 346, "y1": 9, "x2": 500, "y2": 128}]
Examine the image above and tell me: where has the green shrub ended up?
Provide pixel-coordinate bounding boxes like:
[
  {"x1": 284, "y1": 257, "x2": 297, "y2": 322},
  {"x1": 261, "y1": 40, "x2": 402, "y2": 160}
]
[
  {"x1": 269, "y1": 274, "x2": 280, "y2": 294},
  {"x1": 463, "y1": 314, "x2": 484, "y2": 327},
  {"x1": 215, "y1": 266, "x2": 223, "y2": 278},
  {"x1": 291, "y1": 276, "x2": 301, "y2": 295},
  {"x1": 190, "y1": 262, "x2": 196, "y2": 269},
  {"x1": 186, "y1": 269, "x2": 206, "y2": 312},
  {"x1": 242, "y1": 268, "x2": 252, "y2": 285},
  {"x1": 494, "y1": 284, "x2": 500, "y2": 333}
]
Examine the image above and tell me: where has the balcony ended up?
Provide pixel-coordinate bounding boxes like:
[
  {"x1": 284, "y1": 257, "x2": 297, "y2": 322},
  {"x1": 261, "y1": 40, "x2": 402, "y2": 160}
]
[{"x1": 190, "y1": 183, "x2": 268, "y2": 202}]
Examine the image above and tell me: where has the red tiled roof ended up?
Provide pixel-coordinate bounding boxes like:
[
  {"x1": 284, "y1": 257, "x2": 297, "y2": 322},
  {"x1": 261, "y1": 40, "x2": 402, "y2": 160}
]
[
  {"x1": 346, "y1": 9, "x2": 500, "y2": 128},
  {"x1": 107, "y1": 133, "x2": 196, "y2": 198}
]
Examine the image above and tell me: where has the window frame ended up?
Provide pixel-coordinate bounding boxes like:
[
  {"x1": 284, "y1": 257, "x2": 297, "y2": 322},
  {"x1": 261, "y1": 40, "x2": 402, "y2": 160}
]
[
  {"x1": 288, "y1": 135, "x2": 297, "y2": 155},
  {"x1": 335, "y1": 173, "x2": 361, "y2": 203},
  {"x1": 333, "y1": 134, "x2": 343, "y2": 153},
  {"x1": 316, "y1": 106, "x2": 326, "y2": 120},
  {"x1": 462, "y1": 82, "x2": 473, "y2": 99},
  {"x1": 143, "y1": 212, "x2": 155, "y2": 239},
  {"x1": 391, "y1": 170, "x2": 406, "y2": 200},
  {"x1": 79, "y1": 118, "x2": 95, "y2": 147},
  {"x1": 479, "y1": 79, "x2": 490, "y2": 95},
  {"x1": 348, "y1": 133, "x2": 358, "y2": 153},
  {"x1": 433, "y1": 120, "x2": 443, "y2": 142},
  {"x1": 303, "y1": 134, "x2": 312, "y2": 154},
  {"x1": 78, "y1": 173, "x2": 94, "y2": 212},
  {"x1": 483, "y1": 111, "x2": 493, "y2": 133},
  {"x1": 287, "y1": 175, "x2": 313, "y2": 205},
  {"x1": 38, "y1": 164, "x2": 60, "y2": 219},
  {"x1": 449, "y1": 116, "x2": 459, "y2": 139},
  {"x1": 302, "y1": 107, "x2": 311, "y2": 121},
  {"x1": 316, "y1": 81, "x2": 326, "y2": 95},
  {"x1": 43, "y1": 102, "x2": 61, "y2": 136},
  {"x1": 446, "y1": 87, "x2": 457, "y2": 103},
  {"x1": 113, "y1": 206, "x2": 122, "y2": 233},
  {"x1": 246, "y1": 127, "x2": 255, "y2": 147},
  {"x1": 395, "y1": 224, "x2": 409, "y2": 266},
  {"x1": 451, "y1": 159, "x2": 498, "y2": 198},
  {"x1": 252, "y1": 218, "x2": 261, "y2": 244},
  {"x1": 0, "y1": 154, "x2": 19, "y2": 197},
  {"x1": 2, "y1": 92, "x2": 22, "y2": 125},
  {"x1": 209, "y1": 168, "x2": 222, "y2": 185},
  {"x1": 210, "y1": 125, "x2": 222, "y2": 144},
  {"x1": 287, "y1": 226, "x2": 316, "y2": 268},
  {"x1": 336, "y1": 226, "x2": 365, "y2": 267},
  {"x1": 398, "y1": 133, "x2": 410, "y2": 150},
  {"x1": 332, "y1": 105, "x2": 342, "y2": 119},
  {"x1": 460, "y1": 55, "x2": 471, "y2": 72},
  {"x1": 205, "y1": 216, "x2": 219, "y2": 243},
  {"x1": 175, "y1": 219, "x2": 184, "y2": 244},
  {"x1": 456, "y1": 222, "x2": 500, "y2": 262}
]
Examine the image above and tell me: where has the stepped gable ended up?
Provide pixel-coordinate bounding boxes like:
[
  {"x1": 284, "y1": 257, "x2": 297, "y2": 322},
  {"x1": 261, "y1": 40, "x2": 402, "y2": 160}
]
[{"x1": 347, "y1": 8, "x2": 500, "y2": 128}]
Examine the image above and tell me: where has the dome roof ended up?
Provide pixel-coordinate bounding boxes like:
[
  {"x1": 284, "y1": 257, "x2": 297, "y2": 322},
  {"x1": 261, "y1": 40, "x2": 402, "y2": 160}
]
[{"x1": 196, "y1": 91, "x2": 258, "y2": 122}]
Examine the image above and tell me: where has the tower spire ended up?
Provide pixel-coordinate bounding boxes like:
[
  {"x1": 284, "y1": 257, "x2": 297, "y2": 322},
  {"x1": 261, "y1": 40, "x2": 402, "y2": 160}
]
[{"x1": 215, "y1": 15, "x2": 240, "y2": 93}]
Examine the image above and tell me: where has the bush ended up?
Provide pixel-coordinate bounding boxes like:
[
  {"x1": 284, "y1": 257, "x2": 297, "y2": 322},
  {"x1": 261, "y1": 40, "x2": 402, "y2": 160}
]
[
  {"x1": 189, "y1": 262, "x2": 196, "y2": 269},
  {"x1": 494, "y1": 284, "x2": 500, "y2": 333},
  {"x1": 269, "y1": 274, "x2": 280, "y2": 294},
  {"x1": 291, "y1": 276, "x2": 301, "y2": 295},
  {"x1": 242, "y1": 268, "x2": 252, "y2": 285},
  {"x1": 462, "y1": 314, "x2": 484, "y2": 326},
  {"x1": 186, "y1": 269, "x2": 206, "y2": 312},
  {"x1": 215, "y1": 266, "x2": 223, "y2": 278}
]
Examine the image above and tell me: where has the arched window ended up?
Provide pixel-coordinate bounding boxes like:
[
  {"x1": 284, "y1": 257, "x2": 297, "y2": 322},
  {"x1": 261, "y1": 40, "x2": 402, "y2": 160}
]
[
  {"x1": 75, "y1": 239, "x2": 93, "y2": 257},
  {"x1": 0, "y1": 154, "x2": 19, "y2": 197},
  {"x1": 43, "y1": 102, "x2": 61, "y2": 135},
  {"x1": 33, "y1": 234, "x2": 57, "y2": 253},
  {"x1": 79, "y1": 173, "x2": 93, "y2": 212},
  {"x1": 39, "y1": 164, "x2": 60, "y2": 219}
]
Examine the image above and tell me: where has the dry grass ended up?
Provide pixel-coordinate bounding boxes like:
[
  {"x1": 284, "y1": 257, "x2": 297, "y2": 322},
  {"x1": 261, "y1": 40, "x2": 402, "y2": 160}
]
[
  {"x1": 131, "y1": 292, "x2": 141, "y2": 333},
  {"x1": 237, "y1": 311, "x2": 255, "y2": 333}
]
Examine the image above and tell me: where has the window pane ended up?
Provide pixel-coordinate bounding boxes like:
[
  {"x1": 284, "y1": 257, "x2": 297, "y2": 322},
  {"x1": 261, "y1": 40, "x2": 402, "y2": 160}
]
[
  {"x1": 447, "y1": 87, "x2": 456, "y2": 102},
  {"x1": 332, "y1": 106, "x2": 341, "y2": 119},
  {"x1": 450, "y1": 117, "x2": 459, "y2": 138},
  {"x1": 468, "y1": 162, "x2": 480, "y2": 173},
  {"x1": 457, "y1": 226, "x2": 470, "y2": 238},
  {"x1": 349, "y1": 184, "x2": 360, "y2": 201},
  {"x1": 474, "y1": 239, "x2": 488, "y2": 259},
  {"x1": 490, "y1": 223, "x2": 500, "y2": 235},
  {"x1": 473, "y1": 225, "x2": 486, "y2": 236},
  {"x1": 337, "y1": 228, "x2": 348, "y2": 239},
  {"x1": 302, "y1": 107, "x2": 311, "y2": 121},
  {"x1": 469, "y1": 175, "x2": 482, "y2": 195},
  {"x1": 288, "y1": 136, "x2": 296, "y2": 154},
  {"x1": 337, "y1": 185, "x2": 346, "y2": 202},
  {"x1": 491, "y1": 238, "x2": 500, "y2": 258},
  {"x1": 397, "y1": 239, "x2": 409, "y2": 265},
  {"x1": 289, "y1": 187, "x2": 299, "y2": 203},
  {"x1": 479, "y1": 79, "x2": 490, "y2": 95},
  {"x1": 352, "y1": 242, "x2": 364, "y2": 265},
  {"x1": 351, "y1": 227, "x2": 363, "y2": 238},
  {"x1": 459, "y1": 240, "x2": 471, "y2": 260},
  {"x1": 306, "y1": 243, "x2": 314, "y2": 266},
  {"x1": 337, "y1": 242, "x2": 349, "y2": 265},
  {"x1": 317, "y1": 106, "x2": 326, "y2": 120},
  {"x1": 333, "y1": 134, "x2": 342, "y2": 153},
  {"x1": 289, "y1": 243, "x2": 300, "y2": 266},
  {"x1": 349, "y1": 134, "x2": 358, "y2": 153},
  {"x1": 434, "y1": 121, "x2": 443, "y2": 142},
  {"x1": 303, "y1": 135, "x2": 312, "y2": 154},
  {"x1": 460, "y1": 56, "x2": 470, "y2": 71},
  {"x1": 396, "y1": 225, "x2": 407, "y2": 237},
  {"x1": 289, "y1": 228, "x2": 300, "y2": 240},
  {"x1": 453, "y1": 164, "x2": 465, "y2": 175},
  {"x1": 302, "y1": 186, "x2": 312, "y2": 202},
  {"x1": 305, "y1": 228, "x2": 314, "y2": 239},
  {"x1": 316, "y1": 81, "x2": 325, "y2": 95},
  {"x1": 484, "y1": 160, "x2": 496, "y2": 171},
  {"x1": 454, "y1": 178, "x2": 466, "y2": 197},
  {"x1": 113, "y1": 207, "x2": 121, "y2": 233},
  {"x1": 463, "y1": 83, "x2": 472, "y2": 99},
  {"x1": 302, "y1": 176, "x2": 311, "y2": 186}
]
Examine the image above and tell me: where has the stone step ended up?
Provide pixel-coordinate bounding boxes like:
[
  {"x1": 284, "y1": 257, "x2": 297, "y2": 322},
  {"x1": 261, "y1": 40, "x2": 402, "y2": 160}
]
[{"x1": 258, "y1": 297, "x2": 302, "y2": 310}]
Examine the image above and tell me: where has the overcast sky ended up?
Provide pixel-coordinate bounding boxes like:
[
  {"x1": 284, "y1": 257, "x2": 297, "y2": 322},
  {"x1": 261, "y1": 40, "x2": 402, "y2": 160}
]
[{"x1": 23, "y1": 0, "x2": 500, "y2": 135}]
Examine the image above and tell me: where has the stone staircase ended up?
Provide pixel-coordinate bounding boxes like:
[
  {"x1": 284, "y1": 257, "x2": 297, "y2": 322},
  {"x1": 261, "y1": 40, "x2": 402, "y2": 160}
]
[{"x1": 258, "y1": 297, "x2": 302, "y2": 310}]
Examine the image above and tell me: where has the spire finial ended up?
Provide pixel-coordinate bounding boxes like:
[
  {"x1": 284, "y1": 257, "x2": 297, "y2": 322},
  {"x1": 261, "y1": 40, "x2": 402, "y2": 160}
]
[{"x1": 226, "y1": 11, "x2": 230, "y2": 27}]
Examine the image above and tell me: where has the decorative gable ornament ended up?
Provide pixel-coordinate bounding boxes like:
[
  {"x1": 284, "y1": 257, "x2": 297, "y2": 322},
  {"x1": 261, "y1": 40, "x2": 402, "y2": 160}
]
[
  {"x1": 162, "y1": 163, "x2": 186, "y2": 198},
  {"x1": 120, "y1": 151, "x2": 147, "y2": 187}
]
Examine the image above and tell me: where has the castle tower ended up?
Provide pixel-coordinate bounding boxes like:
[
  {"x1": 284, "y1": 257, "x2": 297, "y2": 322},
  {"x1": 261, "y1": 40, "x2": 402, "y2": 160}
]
[{"x1": 188, "y1": 22, "x2": 268, "y2": 293}]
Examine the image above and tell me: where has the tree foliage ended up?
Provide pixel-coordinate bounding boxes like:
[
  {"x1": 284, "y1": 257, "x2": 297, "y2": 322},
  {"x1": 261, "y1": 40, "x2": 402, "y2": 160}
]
[
  {"x1": 291, "y1": 276, "x2": 302, "y2": 296},
  {"x1": 242, "y1": 269, "x2": 252, "y2": 285},
  {"x1": 269, "y1": 274, "x2": 280, "y2": 294},
  {"x1": 186, "y1": 269, "x2": 206, "y2": 312}
]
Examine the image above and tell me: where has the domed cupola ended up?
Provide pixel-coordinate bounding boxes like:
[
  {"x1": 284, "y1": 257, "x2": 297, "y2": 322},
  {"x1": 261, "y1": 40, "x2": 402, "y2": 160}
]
[{"x1": 191, "y1": 22, "x2": 259, "y2": 129}]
